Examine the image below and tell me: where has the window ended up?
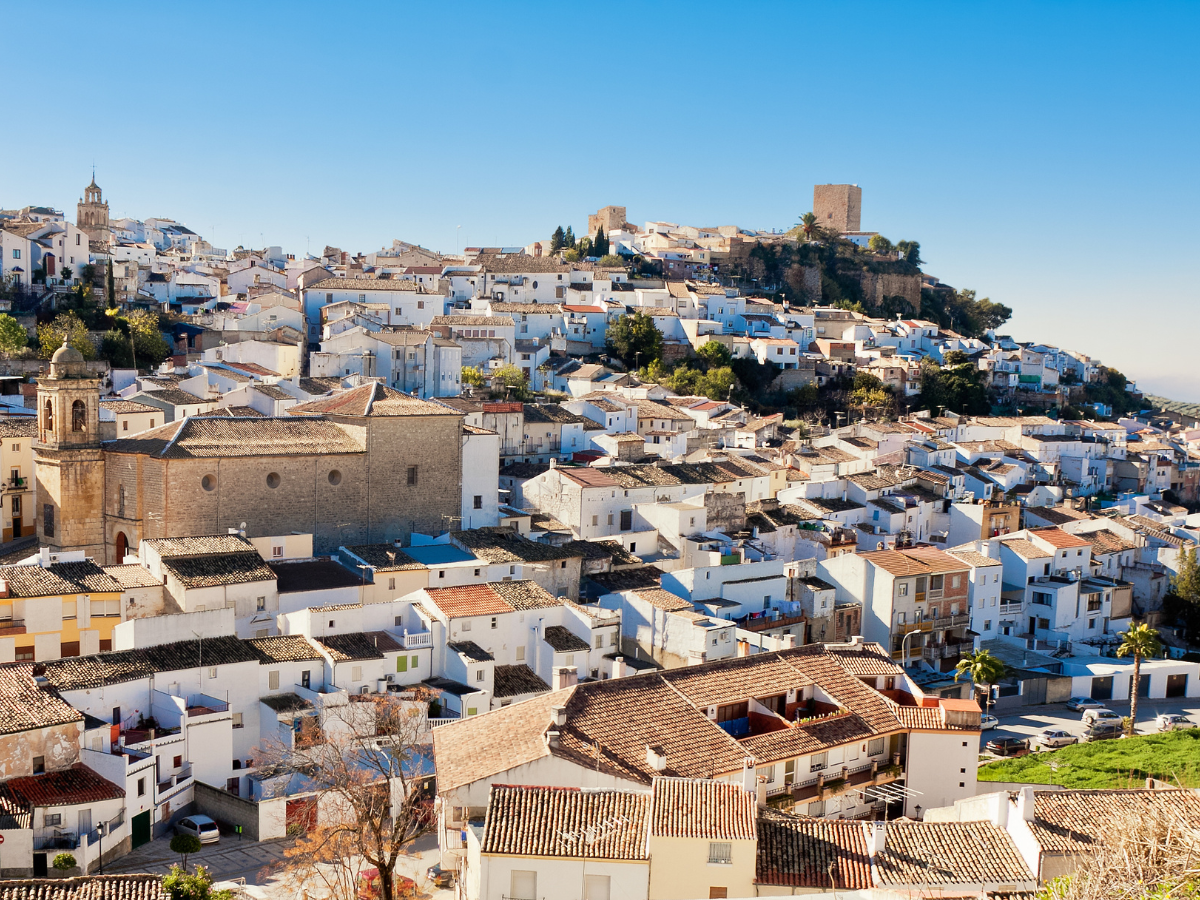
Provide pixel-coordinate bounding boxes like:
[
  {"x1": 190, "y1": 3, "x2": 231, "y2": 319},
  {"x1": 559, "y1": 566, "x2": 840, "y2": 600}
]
[
  {"x1": 328, "y1": 619, "x2": 336, "y2": 628},
  {"x1": 757, "y1": 764, "x2": 775, "y2": 783},
  {"x1": 349, "y1": 665, "x2": 364, "y2": 682},
  {"x1": 620, "y1": 510, "x2": 633, "y2": 531},
  {"x1": 708, "y1": 842, "x2": 733, "y2": 865},
  {"x1": 592, "y1": 515, "x2": 598, "y2": 526},
  {"x1": 33, "y1": 756, "x2": 45, "y2": 774},
  {"x1": 610, "y1": 633, "x2": 618, "y2": 646},
  {"x1": 810, "y1": 751, "x2": 827, "y2": 772},
  {"x1": 72, "y1": 399, "x2": 86, "y2": 432},
  {"x1": 438, "y1": 570, "x2": 446, "y2": 579},
  {"x1": 516, "y1": 646, "x2": 525, "y2": 662},
  {"x1": 898, "y1": 582, "x2": 908, "y2": 597},
  {"x1": 173, "y1": 755, "x2": 183, "y2": 768},
  {"x1": 868, "y1": 737, "x2": 885, "y2": 756},
  {"x1": 490, "y1": 617, "x2": 498, "y2": 629},
  {"x1": 256, "y1": 596, "x2": 266, "y2": 611},
  {"x1": 594, "y1": 635, "x2": 603, "y2": 649},
  {"x1": 510, "y1": 871, "x2": 537, "y2": 900},
  {"x1": 271, "y1": 545, "x2": 284, "y2": 559},
  {"x1": 475, "y1": 669, "x2": 485, "y2": 683},
  {"x1": 269, "y1": 671, "x2": 280, "y2": 690},
  {"x1": 207, "y1": 666, "x2": 217, "y2": 678},
  {"x1": 462, "y1": 620, "x2": 471, "y2": 631},
  {"x1": 138, "y1": 778, "x2": 146, "y2": 797},
  {"x1": 407, "y1": 466, "x2": 418, "y2": 485},
  {"x1": 473, "y1": 495, "x2": 483, "y2": 509},
  {"x1": 10, "y1": 249, "x2": 18, "y2": 259},
  {"x1": 984, "y1": 620, "x2": 992, "y2": 631}
]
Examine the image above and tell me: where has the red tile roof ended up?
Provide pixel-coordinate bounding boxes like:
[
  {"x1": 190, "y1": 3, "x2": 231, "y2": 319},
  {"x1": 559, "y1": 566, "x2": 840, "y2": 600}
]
[
  {"x1": 424, "y1": 583, "x2": 514, "y2": 618},
  {"x1": 0, "y1": 764, "x2": 123, "y2": 808},
  {"x1": 1029, "y1": 527, "x2": 1093, "y2": 550},
  {"x1": 756, "y1": 810, "x2": 873, "y2": 889},
  {"x1": 482, "y1": 784, "x2": 650, "y2": 859},
  {"x1": 650, "y1": 777, "x2": 757, "y2": 840}
]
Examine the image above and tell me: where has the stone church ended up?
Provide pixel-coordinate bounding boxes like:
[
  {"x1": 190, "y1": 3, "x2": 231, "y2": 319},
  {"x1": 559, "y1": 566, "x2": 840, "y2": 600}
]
[
  {"x1": 35, "y1": 370, "x2": 466, "y2": 564},
  {"x1": 76, "y1": 175, "x2": 109, "y2": 239}
]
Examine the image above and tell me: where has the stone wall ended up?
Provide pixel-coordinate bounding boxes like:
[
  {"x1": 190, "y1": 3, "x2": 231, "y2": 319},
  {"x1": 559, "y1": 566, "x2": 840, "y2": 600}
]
[
  {"x1": 0, "y1": 722, "x2": 82, "y2": 780},
  {"x1": 813, "y1": 184, "x2": 862, "y2": 233},
  {"x1": 851, "y1": 270, "x2": 921, "y2": 313}
]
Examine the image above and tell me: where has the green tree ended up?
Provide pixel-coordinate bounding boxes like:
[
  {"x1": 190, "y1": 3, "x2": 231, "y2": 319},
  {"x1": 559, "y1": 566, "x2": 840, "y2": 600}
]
[
  {"x1": 1168, "y1": 547, "x2": 1200, "y2": 640},
  {"x1": 895, "y1": 240, "x2": 923, "y2": 266},
  {"x1": 60, "y1": 266, "x2": 73, "y2": 283},
  {"x1": 868, "y1": 234, "x2": 894, "y2": 255},
  {"x1": 596, "y1": 254, "x2": 624, "y2": 267},
  {"x1": 52, "y1": 853, "x2": 77, "y2": 872},
  {"x1": 918, "y1": 354, "x2": 990, "y2": 416},
  {"x1": 561, "y1": 248, "x2": 581, "y2": 262},
  {"x1": 592, "y1": 226, "x2": 609, "y2": 257},
  {"x1": 460, "y1": 366, "x2": 486, "y2": 388},
  {"x1": 493, "y1": 364, "x2": 531, "y2": 400},
  {"x1": 550, "y1": 226, "x2": 565, "y2": 253},
  {"x1": 796, "y1": 212, "x2": 820, "y2": 241},
  {"x1": 696, "y1": 340, "x2": 733, "y2": 368},
  {"x1": 954, "y1": 649, "x2": 1006, "y2": 711},
  {"x1": 576, "y1": 236, "x2": 593, "y2": 259},
  {"x1": 38, "y1": 312, "x2": 95, "y2": 360},
  {"x1": 638, "y1": 358, "x2": 669, "y2": 383},
  {"x1": 163, "y1": 865, "x2": 233, "y2": 900},
  {"x1": 563, "y1": 226, "x2": 575, "y2": 249},
  {"x1": 170, "y1": 833, "x2": 203, "y2": 871},
  {"x1": 1116, "y1": 623, "x2": 1161, "y2": 734},
  {"x1": 0, "y1": 314, "x2": 29, "y2": 357},
  {"x1": 606, "y1": 311, "x2": 663, "y2": 369}
]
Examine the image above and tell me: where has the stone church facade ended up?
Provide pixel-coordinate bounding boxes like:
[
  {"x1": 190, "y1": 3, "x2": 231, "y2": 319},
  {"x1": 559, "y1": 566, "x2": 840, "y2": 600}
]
[{"x1": 37, "y1": 381, "x2": 465, "y2": 564}]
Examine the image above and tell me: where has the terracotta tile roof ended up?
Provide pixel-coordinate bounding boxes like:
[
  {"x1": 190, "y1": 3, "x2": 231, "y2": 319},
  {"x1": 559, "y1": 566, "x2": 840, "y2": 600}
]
[
  {"x1": 451, "y1": 529, "x2": 576, "y2": 564},
  {"x1": 663, "y1": 655, "x2": 813, "y2": 709},
  {"x1": 102, "y1": 564, "x2": 165, "y2": 589},
  {"x1": 649, "y1": 777, "x2": 757, "y2": 840},
  {"x1": 139, "y1": 387, "x2": 210, "y2": 407},
  {"x1": 1030, "y1": 506, "x2": 1095, "y2": 526},
  {"x1": 755, "y1": 809, "x2": 873, "y2": 889},
  {"x1": 892, "y1": 546, "x2": 970, "y2": 574},
  {"x1": 305, "y1": 277, "x2": 424, "y2": 292},
  {"x1": 432, "y1": 689, "x2": 571, "y2": 792},
  {"x1": 430, "y1": 314, "x2": 514, "y2": 328},
  {"x1": 342, "y1": 544, "x2": 425, "y2": 572},
  {"x1": 482, "y1": 783, "x2": 650, "y2": 859},
  {"x1": 0, "y1": 763, "x2": 123, "y2": 808},
  {"x1": 559, "y1": 467, "x2": 620, "y2": 488},
  {"x1": 589, "y1": 567, "x2": 662, "y2": 592},
  {"x1": 163, "y1": 552, "x2": 276, "y2": 589},
  {"x1": 317, "y1": 630, "x2": 402, "y2": 661},
  {"x1": 424, "y1": 583, "x2": 513, "y2": 618},
  {"x1": 260, "y1": 692, "x2": 314, "y2": 714},
  {"x1": 143, "y1": 534, "x2": 255, "y2": 558},
  {"x1": 41, "y1": 635, "x2": 262, "y2": 690},
  {"x1": 105, "y1": 417, "x2": 363, "y2": 457},
  {"x1": 875, "y1": 822, "x2": 1033, "y2": 885},
  {"x1": 999, "y1": 538, "x2": 1053, "y2": 560},
  {"x1": 493, "y1": 664, "x2": 551, "y2": 699},
  {"x1": 946, "y1": 549, "x2": 1003, "y2": 568},
  {"x1": 100, "y1": 399, "x2": 160, "y2": 414},
  {"x1": 0, "y1": 875, "x2": 166, "y2": 900},
  {"x1": 825, "y1": 641, "x2": 904, "y2": 676},
  {"x1": 289, "y1": 382, "x2": 460, "y2": 417},
  {"x1": 0, "y1": 665, "x2": 82, "y2": 736},
  {"x1": 0, "y1": 418, "x2": 36, "y2": 438},
  {"x1": 1030, "y1": 527, "x2": 1093, "y2": 550},
  {"x1": 1082, "y1": 529, "x2": 1138, "y2": 555},
  {"x1": 543, "y1": 626, "x2": 590, "y2": 653},
  {"x1": 0, "y1": 561, "x2": 122, "y2": 598},
  {"x1": 491, "y1": 580, "x2": 563, "y2": 611},
  {"x1": 856, "y1": 549, "x2": 932, "y2": 577},
  {"x1": 1027, "y1": 789, "x2": 1200, "y2": 854},
  {"x1": 632, "y1": 588, "x2": 693, "y2": 611},
  {"x1": 740, "y1": 712, "x2": 878, "y2": 760},
  {"x1": 248, "y1": 635, "x2": 323, "y2": 664}
]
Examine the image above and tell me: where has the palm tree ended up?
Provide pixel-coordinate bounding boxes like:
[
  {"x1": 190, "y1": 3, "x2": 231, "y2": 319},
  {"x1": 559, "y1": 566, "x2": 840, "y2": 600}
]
[
  {"x1": 953, "y1": 649, "x2": 1006, "y2": 714},
  {"x1": 797, "y1": 212, "x2": 820, "y2": 241},
  {"x1": 1116, "y1": 623, "x2": 1161, "y2": 735}
]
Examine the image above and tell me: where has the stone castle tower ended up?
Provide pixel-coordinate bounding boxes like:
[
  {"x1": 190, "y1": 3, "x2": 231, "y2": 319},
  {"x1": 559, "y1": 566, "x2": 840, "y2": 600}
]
[
  {"x1": 813, "y1": 184, "x2": 862, "y2": 234},
  {"x1": 76, "y1": 175, "x2": 109, "y2": 238},
  {"x1": 35, "y1": 342, "x2": 106, "y2": 560}
]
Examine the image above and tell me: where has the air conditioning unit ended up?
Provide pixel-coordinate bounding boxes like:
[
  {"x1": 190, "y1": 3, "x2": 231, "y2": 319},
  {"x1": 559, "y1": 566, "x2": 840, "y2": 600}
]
[
  {"x1": 359, "y1": 685, "x2": 370, "y2": 695},
  {"x1": 386, "y1": 674, "x2": 396, "y2": 683}
]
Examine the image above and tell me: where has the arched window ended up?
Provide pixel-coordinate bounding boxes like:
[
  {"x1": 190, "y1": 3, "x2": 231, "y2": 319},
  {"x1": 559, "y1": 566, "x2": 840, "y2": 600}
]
[
  {"x1": 72, "y1": 400, "x2": 86, "y2": 432},
  {"x1": 43, "y1": 399, "x2": 53, "y2": 434},
  {"x1": 115, "y1": 531, "x2": 128, "y2": 561}
]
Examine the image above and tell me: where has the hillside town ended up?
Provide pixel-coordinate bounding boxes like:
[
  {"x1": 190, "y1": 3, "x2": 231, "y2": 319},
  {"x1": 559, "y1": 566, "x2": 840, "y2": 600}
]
[{"x1": 0, "y1": 179, "x2": 1196, "y2": 900}]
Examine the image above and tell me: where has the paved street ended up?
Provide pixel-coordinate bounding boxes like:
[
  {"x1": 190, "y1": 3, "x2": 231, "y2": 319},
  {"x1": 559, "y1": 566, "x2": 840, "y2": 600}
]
[
  {"x1": 979, "y1": 696, "x2": 1200, "y2": 753},
  {"x1": 106, "y1": 831, "x2": 452, "y2": 900}
]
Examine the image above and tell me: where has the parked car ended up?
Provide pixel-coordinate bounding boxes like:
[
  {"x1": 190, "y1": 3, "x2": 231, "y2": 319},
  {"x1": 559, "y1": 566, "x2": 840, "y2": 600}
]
[
  {"x1": 176, "y1": 815, "x2": 220, "y2": 844},
  {"x1": 1156, "y1": 713, "x2": 1196, "y2": 732},
  {"x1": 425, "y1": 864, "x2": 455, "y2": 889},
  {"x1": 1083, "y1": 721, "x2": 1125, "y2": 742},
  {"x1": 357, "y1": 869, "x2": 417, "y2": 900},
  {"x1": 980, "y1": 714, "x2": 999, "y2": 731},
  {"x1": 1066, "y1": 696, "x2": 1105, "y2": 711},
  {"x1": 986, "y1": 736, "x2": 1029, "y2": 756},
  {"x1": 1033, "y1": 728, "x2": 1078, "y2": 749},
  {"x1": 1081, "y1": 708, "x2": 1122, "y2": 724}
]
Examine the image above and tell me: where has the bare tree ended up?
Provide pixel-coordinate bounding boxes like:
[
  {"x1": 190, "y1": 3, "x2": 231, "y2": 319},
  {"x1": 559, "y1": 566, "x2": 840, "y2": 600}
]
[{"x1": 262, "y1": 690, "x2": 436, "y2": 900}]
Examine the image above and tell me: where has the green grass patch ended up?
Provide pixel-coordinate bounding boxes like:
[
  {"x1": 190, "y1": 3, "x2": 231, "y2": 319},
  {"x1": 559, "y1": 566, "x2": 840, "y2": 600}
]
[{"x1": 978, "y1": 730, "x2": 1200, "y2": 789}]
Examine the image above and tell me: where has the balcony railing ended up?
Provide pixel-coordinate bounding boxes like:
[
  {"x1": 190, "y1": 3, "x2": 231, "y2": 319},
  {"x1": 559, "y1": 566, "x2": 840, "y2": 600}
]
[
  {"x1": 0, "y1": 619, "x2": 26, "y2": 636},
  {"x1": 428, "y1": 717, "x2": 460, "y2": 729},
  {"x1": 35, "y1": 830, "x2": 78, "y2": 851},
  {"x1": 7, "y1": 476, "x2": 26, "y2": 489},
  {"x1": 402, "y1": 631, "x2": 433, "y2": 649}
]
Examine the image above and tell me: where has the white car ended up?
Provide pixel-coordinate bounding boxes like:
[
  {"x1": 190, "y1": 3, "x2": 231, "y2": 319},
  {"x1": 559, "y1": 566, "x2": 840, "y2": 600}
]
[
  {"x1": 175, "y1": 814, "x2": 220, "y2": 844},
  {"x1": 1033, "y1": 728, "x2": 1078, "y2": 749},
  {"x1": 1082, "y1": 708, "x2": 1122, "y2": 725},
  {"x1": 980, "y1": 714, "x2": 999, "y2": 731},
  {"x1": 1156, "y1": 713, "x2": 1196, "y2": 732},
  {"x1": 1066, "y1": 696, "x2": 1105, "y2": 711}
]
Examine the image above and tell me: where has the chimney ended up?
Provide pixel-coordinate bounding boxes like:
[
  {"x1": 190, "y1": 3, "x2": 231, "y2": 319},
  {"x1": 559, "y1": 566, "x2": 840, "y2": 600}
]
[
  {"x1": 546, "y1": 730, "x2": 560, "y2": 749},
  {"x1": 612, "y1": 656, "x2": 625, "y2": 679},
  {"x1": 1017, "y1": 785, "x2": 1036, "y2": 822},
  {"x1": 992, "y1": 792, "x2": 1010, "y2": 828},
  {"x1": 551, "y1": 706, "x2": 567, "y2": 727},
  {"x1": 741, "y1": 758, "x2": 756, "y2": 792},
  {"x1": 756, "y1": 776, "x2": 767, "y2": 809},
  {"x1": 0, "y1": 578, "x2": 7, "y2": 599},
  {"x1": 552, "y1": 666, "x2": 578, "y2": 691},
  {"x1": 863, "y1": 821, "x2": 888, "y2": 857},
  {"x1": 646, "y1": 745, "x2": 667, "y2": 773}
]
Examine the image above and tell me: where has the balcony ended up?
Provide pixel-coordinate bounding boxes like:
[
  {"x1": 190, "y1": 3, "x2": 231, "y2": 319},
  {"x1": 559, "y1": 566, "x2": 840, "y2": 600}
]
[
  {"x1": 402, "y1": 631, "x2": 433, "y2": 650},
  {"x1": 923, "y1": 641, "x2": 972, "y2": 661},
  {"x1": 158, "y1": 764, "x2": 194, "y2": 795},
  {"x1": 783, "y1": 757, "x2": 905, "y2": 806},
  {"x1": 0, "y1": 619, "x2": 25, "y2": 636},
  {"x1": 6, "y1": 476, "x2": 26, "y2": 489},
  {"x1": 35, "y1": 830, "x2": 79, "y2": 851}
]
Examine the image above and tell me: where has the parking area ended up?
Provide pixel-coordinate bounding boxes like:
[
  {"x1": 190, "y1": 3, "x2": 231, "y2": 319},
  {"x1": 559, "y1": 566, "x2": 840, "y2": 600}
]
[{"x1": 978, "y1": 696, "x2": 1200, "y2": 755}]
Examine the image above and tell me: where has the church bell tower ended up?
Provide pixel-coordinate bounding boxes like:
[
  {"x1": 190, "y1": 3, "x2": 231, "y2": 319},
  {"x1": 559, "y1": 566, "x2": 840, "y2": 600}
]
[{"x1": 34, "y1": 341, "x2": 106, "y2": 559}]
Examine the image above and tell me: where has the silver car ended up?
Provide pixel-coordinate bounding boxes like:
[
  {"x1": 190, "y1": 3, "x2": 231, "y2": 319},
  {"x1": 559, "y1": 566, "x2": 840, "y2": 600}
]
[
  {"x1": 1082, "y1": 708, "x2": 1122, "y2": 725},
  {"x1": 1033, "y1": 728, "x2": 1078, "y2": 749},
  {"x1": 1156, "y1": 713, "x2": 1195, "y2": 732},
  {"x1": 175, "y1": 814, "x2": 220, "y2": 844}
]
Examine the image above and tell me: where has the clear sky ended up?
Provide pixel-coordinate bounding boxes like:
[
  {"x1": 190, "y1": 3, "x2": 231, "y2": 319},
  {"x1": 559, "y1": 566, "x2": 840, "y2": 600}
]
[{"x1": 3, "y1": 1, "x2": 1197, "y2": 399}]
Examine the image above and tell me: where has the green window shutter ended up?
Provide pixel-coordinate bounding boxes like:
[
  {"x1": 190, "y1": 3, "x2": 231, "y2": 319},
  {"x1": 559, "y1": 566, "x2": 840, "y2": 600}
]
[{"x1": 397, "y1": 656, "x2": 408, "y2": 673}]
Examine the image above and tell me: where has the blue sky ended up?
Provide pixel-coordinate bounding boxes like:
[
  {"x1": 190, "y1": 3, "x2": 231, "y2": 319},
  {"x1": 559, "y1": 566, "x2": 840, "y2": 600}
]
[{"x1": 3, "y1": 1, "x2": 1197, "y2": 399}]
